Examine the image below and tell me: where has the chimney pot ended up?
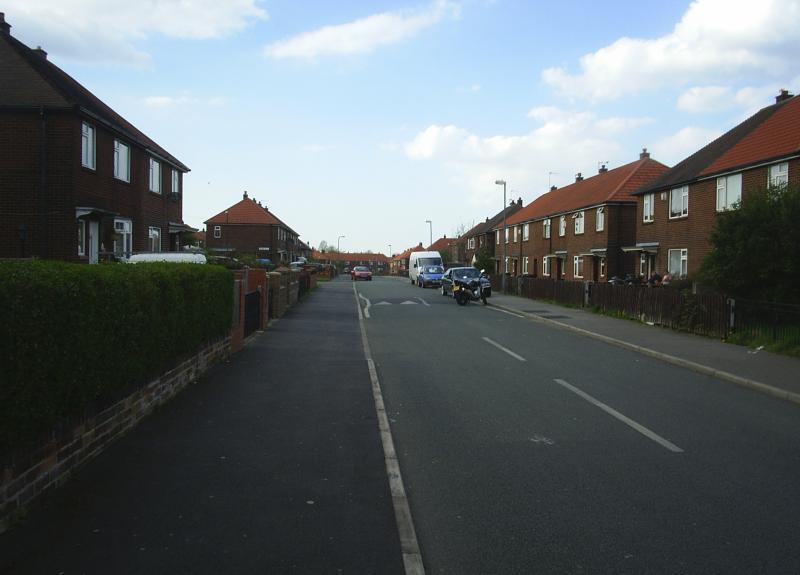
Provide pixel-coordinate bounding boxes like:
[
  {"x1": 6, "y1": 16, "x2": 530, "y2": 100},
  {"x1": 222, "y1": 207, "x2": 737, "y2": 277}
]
[
  {"x1": 243, "y1": 190, "x2": 248, "y2": 199},
  {"x1": 0, "y1": 13, "x2": 10, "y2": 35},
  {"x1": 640, "y1": 147, "x2": 650, "y2": 159},
  {"x1": 575, "y1": 172, "x2": 583, "y2": 182},
  {"x1": 517, "y1": 197, "x2": 522, "y2": 206},
  {"x1": 598, "y1": 164, "x2": 608, "y2": 174},
  {"x1": 776, "y1": 89, "x2": 793, "y2": 103}
]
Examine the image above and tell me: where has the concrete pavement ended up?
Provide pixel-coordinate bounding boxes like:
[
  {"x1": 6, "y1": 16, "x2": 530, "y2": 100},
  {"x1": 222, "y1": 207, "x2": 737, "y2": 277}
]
[{"x1": 487, "y1": 292, "x2": 800, "y2": 404}]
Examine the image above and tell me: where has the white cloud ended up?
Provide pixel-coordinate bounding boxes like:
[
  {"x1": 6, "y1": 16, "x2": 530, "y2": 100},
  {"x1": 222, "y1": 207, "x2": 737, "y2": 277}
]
[
  {"x1": 264, "y1": 0, "x2": 459, "y2": 60},
  {"x1": 542, "y1": 0, "x2": 800, "y2": 101},
  {"x1": 677, "y1": 86, "x2": 732, "y2": 113},
  {"x1": 4, "y1": 0, "x2": 267, "y2": 65},
  {"x1": 405, "y1": 108, "x2": 650, "y2": 207},
  {"x1": 651, "y1": 126, "x2": 722, "y2": 166}
]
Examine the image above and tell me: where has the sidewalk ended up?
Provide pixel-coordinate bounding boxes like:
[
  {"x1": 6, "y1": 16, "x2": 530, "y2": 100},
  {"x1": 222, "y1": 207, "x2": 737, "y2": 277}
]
[
  {"x1": 0, "y1": 281, "x2": 404, "y2": 574},
  {"x1": 488, "y1": 292, "x2": 800, "y2": 404}
]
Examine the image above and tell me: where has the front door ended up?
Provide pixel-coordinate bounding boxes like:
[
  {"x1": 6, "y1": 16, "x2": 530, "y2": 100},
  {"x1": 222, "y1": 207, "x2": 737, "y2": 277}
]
[{"x1": 88, "y1": 221, "x2": 99, "y2": 264}]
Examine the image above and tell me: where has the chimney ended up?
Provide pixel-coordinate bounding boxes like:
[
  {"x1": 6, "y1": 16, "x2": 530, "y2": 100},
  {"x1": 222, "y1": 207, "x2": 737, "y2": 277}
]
[
  {"x1": 0, "y1": 13, "x2": 11, "y2": 36},
  {"x1": 640, "y1": 147, "x2": 650, "y2": 159},
  {"x1": 33, "y1": 46, "x2": 48, "y2": 59},
  {"x1": 776, "y1": 89, "x2": 793, "y2": 104},
  {"x1": 550, "y1": 185, "x2": 557, "y2": 192},
  {"x1": 598, "y1": 164, "x2": 608, "y2": 174},
  {"x1": 575, "y1": 172, "x2": 583, "y2": 182},
  {"x1": 517, "y1": 197, "x2": 522, "y2": 206},
  {"x1": 243, "y1": 190, "x2": 248, "y2": 200}
]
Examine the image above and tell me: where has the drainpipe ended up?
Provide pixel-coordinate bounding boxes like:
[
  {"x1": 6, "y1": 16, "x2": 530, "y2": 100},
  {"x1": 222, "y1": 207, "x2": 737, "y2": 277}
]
[{"x1": 40, "y1": 106, "x2": 48, "y2": 258}]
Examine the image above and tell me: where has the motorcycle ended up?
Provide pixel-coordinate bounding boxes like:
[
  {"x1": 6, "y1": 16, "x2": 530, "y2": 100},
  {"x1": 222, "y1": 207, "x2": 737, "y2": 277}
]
[{"x1": 453, "y1": 270, "x2": 491, "y2": 306}]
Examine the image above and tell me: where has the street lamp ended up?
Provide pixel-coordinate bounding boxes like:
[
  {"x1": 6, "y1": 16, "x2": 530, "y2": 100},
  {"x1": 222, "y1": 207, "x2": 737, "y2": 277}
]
[
  {"x1": 337, "y1": 235, "x2": 345, "y2": 252},
  {"x1": 388, "y1": 244, "x2": 392, "y2": 256},
  {"x1": 495, "y1": 180, "x2": 506, "y2": 294},
  {"x1": 425, "y1": 220, "x2": 432, "y2": 248}
]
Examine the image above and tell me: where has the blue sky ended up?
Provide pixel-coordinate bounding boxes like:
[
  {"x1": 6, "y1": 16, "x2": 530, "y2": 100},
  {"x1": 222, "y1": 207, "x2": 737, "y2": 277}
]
[{"x1": 6, "y1": 0, "x2": 800, "y2": 254}]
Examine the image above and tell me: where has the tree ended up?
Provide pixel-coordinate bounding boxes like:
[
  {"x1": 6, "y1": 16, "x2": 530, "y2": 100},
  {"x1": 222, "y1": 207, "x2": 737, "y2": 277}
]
[
  {"x1": 699, "y1": 184, "x2": 800, "y2": 303},
  {"x1": 473, "y1": 244, "x2": 495, "y2": 275}
]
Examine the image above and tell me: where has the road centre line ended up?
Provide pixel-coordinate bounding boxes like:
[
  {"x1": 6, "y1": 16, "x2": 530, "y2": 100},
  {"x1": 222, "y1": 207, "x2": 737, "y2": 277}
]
[
  {"x1": 352, "y1": 282, "x2": 425, "y2": 574},
  {"x1": 482, "y1": 337, "x2": 527, "y2": 362},
  {"x1": 553, "y1": 378, "x2": 684, "y2": 453},
  {"x1": 358, "y1": 292, "x2": 372, "y2": 319}
]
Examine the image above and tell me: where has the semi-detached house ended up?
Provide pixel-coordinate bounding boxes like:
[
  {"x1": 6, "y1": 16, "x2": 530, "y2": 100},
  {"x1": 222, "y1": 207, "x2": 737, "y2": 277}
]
[
  {"x1": 498, "y1": 151, "x2": 669, "y2": 281},
  {"x1": 0, "y1": 13, "x2": 193, "y2": 263},
  {"x1": 632, "y1": 91, "x2": 799, "y2": 279}
]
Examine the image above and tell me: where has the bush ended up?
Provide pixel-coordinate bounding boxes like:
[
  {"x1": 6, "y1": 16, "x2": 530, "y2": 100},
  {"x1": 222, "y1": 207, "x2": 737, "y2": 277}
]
[{"x1": 0, "y1": 261, "x2": 233, "y2": 457}]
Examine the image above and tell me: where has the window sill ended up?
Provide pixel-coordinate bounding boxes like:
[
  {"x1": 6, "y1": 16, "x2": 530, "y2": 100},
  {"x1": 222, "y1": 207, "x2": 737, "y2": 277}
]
[{"x1": 668, "y1": 215, "x2": 689, "y2": 220}]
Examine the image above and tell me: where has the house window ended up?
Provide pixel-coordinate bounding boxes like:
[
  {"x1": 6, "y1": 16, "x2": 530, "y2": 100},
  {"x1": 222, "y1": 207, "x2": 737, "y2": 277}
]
[
  {"x1": 599, "y1": 257, "x2": 606, "y2": 277},
  {"x1": 172, "y1": 169, "x2": 180, "y2": 196},
  {"x1": 574, "y1": 211, "x2": 585, "y2": 234},
  {"x1": 513, "y1": 226, "x2": 518, "y2": 242},
  {"x1": 504, "y1": 257, "x2": 509, "y2": 273},
  {"x1": 669, "y1": 186, "x2": 688, "y2": 218},
  {"x1": 505, "y1": 228, "x2": 509, "y2": 244},
  {"x1": 114, "y1": 219, "x2": 133, "y2": 257},
  {"x1": 213, "y1": 225, "x2": 221, "y2": 238},
  {"x1": 716, "y1": 173, "x2": 742, "y2": 212},
  {"x1": 643, "y1": 193, "x2": 654, "y2": 222},
  {"x1": 148, "y1": 226, "x2": 161, "y2": 252},
  {"x1": 468, "y1": 237, "x2": 475, "y2": 249},
  {"x1": 596, "y1": 207, "x2": 605, "y2": 231},
  {"x1": 543, "y1": 219, "x2": 551, "y2": 239},
  {"x1": 522, "y1": 223, "x2": 529, "y2": 241},
  {"x1": 640, "y1": 253, "x2": 647, "y2": 276},
  {"x1": 78, "y1": 220, "x2": 85, "y2": 256},
  {"x1": 113, "y1": 139, "x2": 130, "y2": 182},
  {"x1": 81, "y1": 122, "x2": 95, "y2": 170},
  {"x1": 149, "y1": 158, "x2": 161, "y2": 194},
  {"x1": 559, "y1": 215, "x2": 566, "y2": 237},
  {"x1": 573, "y1": 256, "x2": 584, "y2": 278},
  {"x1": 769, "y1": 162, "x2": 788, "y2": 188},
  {"x1": 496, "y1": 230, "x2": 499, "y2": 245},
  {"x1": 543, "y1": 256, "x2": 550, "y2": 276},
  {"x1": 523, "y1": 256, "x2": 529, "y2": 275},
  {"x1": 668, "y1": 248, "x2": 688, "y2": 278}
]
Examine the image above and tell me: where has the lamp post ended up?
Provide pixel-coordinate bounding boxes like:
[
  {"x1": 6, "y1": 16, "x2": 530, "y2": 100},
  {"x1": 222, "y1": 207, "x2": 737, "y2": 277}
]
[
  {"x1": 425, "y1": 220, "x2": 432, "y2": 248},
  {"x1": 388, "y1": 244, "x2": 392, "y2": 256},
  {"x1": 495, "y1": 180, "x2": 506, "y2": 294},
  {"x1": 337, "y1": 235, "x2": 345, "y2": 252}
]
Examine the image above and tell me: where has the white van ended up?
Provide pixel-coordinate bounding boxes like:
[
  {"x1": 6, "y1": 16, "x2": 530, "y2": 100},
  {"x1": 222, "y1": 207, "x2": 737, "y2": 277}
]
[
  {"x1": 125, "y1": 253, "x2": 207, "y2": 264},
  {"x1": 409, "y1": 251, "x2": 443, "y2": 285}
]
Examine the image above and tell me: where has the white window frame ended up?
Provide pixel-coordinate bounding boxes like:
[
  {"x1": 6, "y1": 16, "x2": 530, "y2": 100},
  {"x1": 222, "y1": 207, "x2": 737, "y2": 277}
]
[
  {"x1": 496, "y1": 230, "x2": 499, "y2": 245},
  {"x1": 148, "y1": 226, "x2": 161, "y2": 252},
  {"x1": 505, "y1": 228, "x2": 509, "y2": 244},
  {"x1": 769, "y1": 162, "x2": 788, "y2": 188},
  {"x1": 599, "y1": 257, "x2": 606, "y2": 277},
  {"x1": 522, "y1": 223, "x2": 529, "y2": 241},
  {"x1": 543, "y1": 256, "x2": 550, "y2": 276},
  {"x1": 81, "y1": 122, "x2": 95, "y2": 170},
  {"x1": 468, "y1": 237, "x2": 475, "y2": 250},
  {"x1": 78, "y1": 220, "x2": 86, "y2": 256},
  {"x1": 172, "y1": 169, "x2": 180, "y2": 196},
  {"x1": 573, "y1": 255, "x2": 584, "y2": 278},
  {"x1": 574, "y1": 211, "x2": 585, "y2": 235},
  {"x1": 522, "y1": 256, "x2": 529, "y2": 275},
  {"x1": 669, "y1": 186, "x2": 688, "y2": 219},
  {"x1": 149, "y1": 158, "x2": 161, "y2": 194},
  {"x1": 643, "y1": 193, "x2": 654, "y2": 222},
  {"x1": 113, "y1": 218, "x2": 133, "y2": 258},
  {"x1": 213, "y1": 225, "x2": 221, "y2": 239},
  {"x1": 543, "y1": 219, "x2": 551, "y2": 239},
  {"x1": 716, "y1": 173, "x2": 742, "y2": 212},
  {"x1": 113, "y1": 139, "x2": 130, "y2": 182},
  {"x1": 504, "y1": 257, "x2": 509, "y2": 273},
  {"x1": 668, "y1": 248, "x2": 688, "y2": 278},
  {"x1": 513, "y1": 226, "x2": 518, "y2": 243},
  {"x1": 559, "y1": 215, "x2": 566, "y2": 237},
  {"x1": 596, "y1": 207, "x2": 605, "y2": 232}
]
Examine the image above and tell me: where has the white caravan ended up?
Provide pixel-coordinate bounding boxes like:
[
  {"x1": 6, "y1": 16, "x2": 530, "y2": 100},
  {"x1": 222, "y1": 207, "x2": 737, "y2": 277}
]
[{"x1": 409, "y1": 251, "x2": 443, "y2": 285}]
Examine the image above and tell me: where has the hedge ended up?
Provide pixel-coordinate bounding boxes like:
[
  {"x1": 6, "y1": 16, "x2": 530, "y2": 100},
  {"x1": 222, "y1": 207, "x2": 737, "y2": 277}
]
[{"x1": 0, "y1": 261, "x2": 234, "y2": 458}]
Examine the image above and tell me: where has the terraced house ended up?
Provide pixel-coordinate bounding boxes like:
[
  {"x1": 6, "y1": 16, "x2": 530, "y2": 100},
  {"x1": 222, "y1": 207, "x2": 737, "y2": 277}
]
[
  {"x1": 631, "y1": 90, "x2": 799, "y2": 279},
  {"x1": 498, "y1": 151, "x2": 669, "y2": 281},
  {"x1": 462, "y1": 199, "x2": 523, "y2": 271},
  {"x1": 0, "y1": 14, "x2": 193, "y2": 262}
]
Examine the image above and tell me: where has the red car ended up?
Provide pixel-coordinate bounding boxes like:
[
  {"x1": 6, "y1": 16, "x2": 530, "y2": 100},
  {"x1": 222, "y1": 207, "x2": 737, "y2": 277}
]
[{"x1": 351, "y1": 266, "x2": 373, "y2": 281}]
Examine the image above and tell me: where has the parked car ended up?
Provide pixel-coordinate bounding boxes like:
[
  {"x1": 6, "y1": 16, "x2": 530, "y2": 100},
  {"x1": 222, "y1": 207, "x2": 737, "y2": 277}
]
[
  {"x1": 351, "y1": 266, "x2": 373, "y2": 281},
  {"x1": 441, "y1": 267, "x2": 491, "y2": 300},
  {"x1": 418, "y1": 265, "x2": 444, "y2": 288}
]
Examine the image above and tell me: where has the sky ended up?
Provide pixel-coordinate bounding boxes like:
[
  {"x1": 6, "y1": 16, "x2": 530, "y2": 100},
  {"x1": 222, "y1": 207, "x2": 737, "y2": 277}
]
[{"x1": 5, "y1": 0, "x2": 800, "y2": 255}]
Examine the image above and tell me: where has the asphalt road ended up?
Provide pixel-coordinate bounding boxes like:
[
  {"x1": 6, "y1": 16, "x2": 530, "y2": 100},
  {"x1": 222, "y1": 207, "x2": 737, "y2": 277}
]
[{"x1": 355, "y1": 276, "x2": 800, "y2": 574}]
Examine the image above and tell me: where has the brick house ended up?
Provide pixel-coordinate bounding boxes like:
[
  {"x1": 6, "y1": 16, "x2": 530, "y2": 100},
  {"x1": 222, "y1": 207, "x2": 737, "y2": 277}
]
[
  {"x1": 498, "y1": 151, "x2": 669, "y2": 281},
  {"x1": 463, "y1": 199, "x2": 523, "y2": 269},
  {"x1": 427, "y1": 235, "x2": 464, "y2": 267},
  {"x1": 204, "y1": 192, "x2": 302, "y2": 263},
  {"x1": 632, "y1": 91, "x2": 799, "y2": 279},
  {"x1": 391, "y1": 243, "x2": 425, "y2": 275},
  {"x1": 0, "y1": 13, "x2": 193, "y2": 263}
]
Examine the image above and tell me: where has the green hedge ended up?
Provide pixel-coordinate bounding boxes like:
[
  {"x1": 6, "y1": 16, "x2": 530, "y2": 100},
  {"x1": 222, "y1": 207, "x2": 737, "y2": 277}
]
[{"x1": 0, "y1": 261, "x2": 234, "y2": 457}]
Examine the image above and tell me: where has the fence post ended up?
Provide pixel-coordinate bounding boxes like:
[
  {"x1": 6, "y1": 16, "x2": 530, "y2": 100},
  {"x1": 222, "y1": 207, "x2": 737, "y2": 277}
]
[{"x1": 728, "y1": 298, "x2": 735, "y2": 335}]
